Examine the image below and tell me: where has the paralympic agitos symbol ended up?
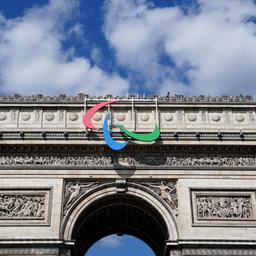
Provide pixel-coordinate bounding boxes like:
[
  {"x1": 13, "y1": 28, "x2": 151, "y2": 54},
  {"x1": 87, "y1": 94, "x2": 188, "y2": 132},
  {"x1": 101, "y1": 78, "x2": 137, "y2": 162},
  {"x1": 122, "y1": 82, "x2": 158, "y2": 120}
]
[{"x1": 82, "y1": 100, "x2": 160, "y2": 150}]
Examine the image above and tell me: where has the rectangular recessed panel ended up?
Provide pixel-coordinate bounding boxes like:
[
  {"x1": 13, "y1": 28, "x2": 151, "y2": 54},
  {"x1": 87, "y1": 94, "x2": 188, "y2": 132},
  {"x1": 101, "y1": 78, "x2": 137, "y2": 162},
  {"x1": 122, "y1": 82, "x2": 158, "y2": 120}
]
[
  {"x1": 0, "y1": 188, "x2": 52, "y2": 226},
  {"x1": 191, "y1": 189, "x2": 256, "y2": 226}
]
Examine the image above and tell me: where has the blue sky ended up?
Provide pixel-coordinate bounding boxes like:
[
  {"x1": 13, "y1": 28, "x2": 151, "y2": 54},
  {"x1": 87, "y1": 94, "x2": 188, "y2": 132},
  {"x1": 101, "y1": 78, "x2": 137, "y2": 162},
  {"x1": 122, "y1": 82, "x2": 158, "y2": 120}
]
[
  {"x1": 85, "y1": 234, "x2": 155, "y2": 256},
  {"x1": 0, "y1": 0, "x2": 255, "y2": 96}
]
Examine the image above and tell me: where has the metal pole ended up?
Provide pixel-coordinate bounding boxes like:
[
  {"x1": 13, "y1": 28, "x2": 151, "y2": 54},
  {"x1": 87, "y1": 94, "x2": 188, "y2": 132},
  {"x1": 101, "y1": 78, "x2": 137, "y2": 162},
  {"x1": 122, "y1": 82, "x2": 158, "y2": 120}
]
[
  {"x1": 108, "y1": 97, "x2": 111, "y2": 130},
  {"x1": 84, "y1": 96, "x2": 87, "y2": 114},
  {"x1": 155, "y1": 96, "x2": 159, "y2": 127},
  {"x1": 132, "y1": 97, "x2": 135, "y2": 131},
  {"x1": 84, "y1": 96, "x2": 87, "y2": 132}
]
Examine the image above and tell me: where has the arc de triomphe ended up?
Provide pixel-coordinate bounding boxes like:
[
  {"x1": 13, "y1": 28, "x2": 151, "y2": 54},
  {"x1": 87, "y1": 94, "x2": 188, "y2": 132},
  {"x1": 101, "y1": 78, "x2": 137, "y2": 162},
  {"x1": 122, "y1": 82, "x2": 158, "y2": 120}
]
[{"x1": 0, "y1": 94, "x2": 256, "y2": 256}]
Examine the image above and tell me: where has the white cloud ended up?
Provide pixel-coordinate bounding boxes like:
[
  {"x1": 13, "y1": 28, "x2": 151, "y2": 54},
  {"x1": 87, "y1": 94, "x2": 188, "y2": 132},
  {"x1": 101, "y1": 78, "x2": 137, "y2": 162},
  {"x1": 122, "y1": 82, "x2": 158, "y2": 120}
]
[
  {"x1": 104, "y1": 0, "x2": 256, "y2": 95},
  {"x1": 90, "y1": 47, "x2": 102, "y2": 65},
  {"x1": 99, "y1": 235, "x2": 123, "y2": 248},
  {"x1": 0, "y1": 0, "x2": 129, "y2": 95}
]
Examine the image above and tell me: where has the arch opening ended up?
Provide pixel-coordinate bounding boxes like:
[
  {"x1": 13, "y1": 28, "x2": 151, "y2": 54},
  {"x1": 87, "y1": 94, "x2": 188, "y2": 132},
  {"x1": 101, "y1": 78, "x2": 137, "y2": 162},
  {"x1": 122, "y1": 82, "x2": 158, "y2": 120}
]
[
  {"x1": 71, "y1": 194, "x2": 169, "y2": 256},
  {"x1": 85, "y1": 234, "x2": 155, "y2": 256}
]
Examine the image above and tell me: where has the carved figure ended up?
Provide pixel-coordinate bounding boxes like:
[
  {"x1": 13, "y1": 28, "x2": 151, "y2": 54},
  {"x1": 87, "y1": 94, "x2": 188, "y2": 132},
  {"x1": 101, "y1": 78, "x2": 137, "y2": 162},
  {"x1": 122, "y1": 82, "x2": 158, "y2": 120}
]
[
  {"x1": 196, "y1": 196, "x2": 253, "y2": 219},
  {"x1": 0, "y1": 194, "x2": 45, "y2": 219},
  {"x1": 1, "y1": 152, "x2": 256, "y2": 168},
  {"x1": 64, "y1": 182, "x2": 98, "y2": 213},
  {"x1": 142, "y1": 181, "x2": 178, "y2": 215}
]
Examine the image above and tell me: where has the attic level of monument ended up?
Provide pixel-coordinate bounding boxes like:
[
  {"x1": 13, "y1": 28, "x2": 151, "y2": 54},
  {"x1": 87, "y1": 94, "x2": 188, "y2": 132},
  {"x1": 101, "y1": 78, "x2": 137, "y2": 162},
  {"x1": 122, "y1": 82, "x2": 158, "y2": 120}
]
[
  {"x1": 0, "y1": 94, "x2": 256, "y2": 147},
  {"x1": 1, "y1": 95, "x2": 256, "y2": 256}
]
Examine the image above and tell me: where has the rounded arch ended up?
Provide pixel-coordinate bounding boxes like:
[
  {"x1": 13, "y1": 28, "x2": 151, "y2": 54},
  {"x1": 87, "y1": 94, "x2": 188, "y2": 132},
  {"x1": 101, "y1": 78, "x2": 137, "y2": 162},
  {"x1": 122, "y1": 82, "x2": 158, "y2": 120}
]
[{"x1": 62, "y1": 182, "x2": 179, "y2": 256}]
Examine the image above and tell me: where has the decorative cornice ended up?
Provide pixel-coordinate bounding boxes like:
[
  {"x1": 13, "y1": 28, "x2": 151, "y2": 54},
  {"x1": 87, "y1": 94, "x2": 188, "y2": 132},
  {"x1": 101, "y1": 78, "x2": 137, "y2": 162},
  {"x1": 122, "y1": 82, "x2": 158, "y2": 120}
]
[
  {"x1": 0, "y1": 131, "x2": 255, "y2": 142},
  {"x1": 0, "y1": 94, "x2": 253, "y2": 104}
]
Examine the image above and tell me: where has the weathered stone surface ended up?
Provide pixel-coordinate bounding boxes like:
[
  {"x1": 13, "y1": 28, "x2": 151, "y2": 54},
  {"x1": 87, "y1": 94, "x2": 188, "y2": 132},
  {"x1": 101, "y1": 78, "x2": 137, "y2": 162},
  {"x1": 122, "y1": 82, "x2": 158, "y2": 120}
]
[
  {"x1": 63, "y1": 181, "x2": 99, "y2": 215},
  {"x1": 0, "y1": 96, "x2": 256, "y2": 256},
  {"x1": 196, "y1": 195, "x2": 253, "y2": 219},
  {"x1": 1, "y1": 145, "x2": 256, "y2": 169},
  {"x1": 0, "y1": 95, "x2": 256, "y2": 136},
  {"x1": 0, "y1": 193, "x2": 45, "y2": 219},
  {"x1": 141, "y1": 181, "x2": 178, "y2": 215}
]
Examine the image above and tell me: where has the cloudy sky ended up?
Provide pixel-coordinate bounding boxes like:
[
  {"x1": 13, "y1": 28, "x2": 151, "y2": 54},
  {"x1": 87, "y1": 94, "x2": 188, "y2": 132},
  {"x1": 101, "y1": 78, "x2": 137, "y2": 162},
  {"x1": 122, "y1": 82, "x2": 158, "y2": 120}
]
[{"x1": 0, "y1": 0, "x2": 256, "y2": 97}]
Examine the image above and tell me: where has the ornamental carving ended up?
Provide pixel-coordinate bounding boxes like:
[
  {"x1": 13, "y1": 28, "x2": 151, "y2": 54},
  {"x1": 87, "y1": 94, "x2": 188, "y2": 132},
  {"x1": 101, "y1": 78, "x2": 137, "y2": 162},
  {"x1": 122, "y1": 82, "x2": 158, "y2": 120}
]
[
  {"x1": 0, "y1": 189, "x2": 51, "y2": 225},
  {"x1": 0, "y1": 155, "x2": 112, "y2": 166},
  {"x1": 0, "y1": 194, "x2": 45, "y2": 219},
  {"x1": 63, "y1": 181, "x2": 99, "y2": 215},
  {"x1": 191, "y1": 190, "x2": 256, "y2": 226},
  {"x1": 142, "y1": 181, "x2": 178, "y2": 215},
  {"x1": 0, "y1": 94, "x2": 252, "y2": 103},
  {"x1": 2, "y1": 154, "x2": 256, "y2": 168},
  {"x1": 196, "y1": 196, "x2": 253, "y2": 219}
]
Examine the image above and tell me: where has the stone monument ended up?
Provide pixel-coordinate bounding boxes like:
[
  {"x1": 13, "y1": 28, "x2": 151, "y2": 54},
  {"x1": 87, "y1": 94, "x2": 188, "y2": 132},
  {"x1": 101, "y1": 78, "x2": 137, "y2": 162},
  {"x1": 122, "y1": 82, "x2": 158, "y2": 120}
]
[{"x1": 0, "y1": 94, "x2": 255, "y2": 255}]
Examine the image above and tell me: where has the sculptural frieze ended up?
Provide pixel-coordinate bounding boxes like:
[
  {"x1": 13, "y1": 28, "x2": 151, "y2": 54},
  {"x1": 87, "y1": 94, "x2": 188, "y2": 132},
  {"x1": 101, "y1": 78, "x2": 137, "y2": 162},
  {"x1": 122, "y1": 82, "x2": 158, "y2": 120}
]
[
  {"x1": 1, "y1": 153, "x2": 256, "y2": 168},
  {"x1": 0, "y1": 194, "x2": 45, "y2": 219},
  {"x1": 196, "y1": 196, "x2": 253, "y2": 219}
]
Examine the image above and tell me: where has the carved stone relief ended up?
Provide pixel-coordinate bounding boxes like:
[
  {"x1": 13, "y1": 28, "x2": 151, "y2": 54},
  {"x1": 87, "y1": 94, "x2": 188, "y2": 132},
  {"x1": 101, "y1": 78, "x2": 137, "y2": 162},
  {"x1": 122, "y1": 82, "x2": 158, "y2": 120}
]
[
  {"x1": 45, "y1": 112, "x2": 55, "y2": 121},
  {"x1": 192, "y1": 190, "x2": 256, "y2": 225},
  {"x1": 142, "y1": 181, "x2": 178, "y2": 215},
  {"x1": 0, "y1": 248, "x2": 60, "y2": 255},
  {"x1": 0, "y1": 189, "x2": 51, "y2": 225},
  {"x1": 197, "y1": 196, "x2": 252, "y2": 219},
  {"x1": 163, "y1": 113, "x2": 173, "y2": 121},
  {"x1": 63, "y1": 180, "x2": 178, "y2": 218},
  {"x1": 116, "y1": 112, "x2": 126, "y2": 122},
  {"x1": 0, "y1": 94, "x2": 253, "y2": 103},
  {"x1": 68, "y1": 112, "x2": 78, "y2": 121},
  {"x1": 0, "y1": 194, "x2": 45, "y2": 219},
  {"x1": 2, "y1": 152, "x2": 256, "y2": 168},
  {"x1": 182, "y1": 248, "x2": 256, "y2": 256},
  {"x1": 63, "y1": 181, "x2": 99, "y2": 215}
]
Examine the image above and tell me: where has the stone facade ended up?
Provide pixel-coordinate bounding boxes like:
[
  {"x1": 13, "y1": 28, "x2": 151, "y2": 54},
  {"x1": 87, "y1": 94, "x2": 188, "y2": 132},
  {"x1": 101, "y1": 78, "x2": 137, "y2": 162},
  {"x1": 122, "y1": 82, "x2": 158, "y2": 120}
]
[{"x1": 1, "y1": 95, "x2": 256, "y2": 255}]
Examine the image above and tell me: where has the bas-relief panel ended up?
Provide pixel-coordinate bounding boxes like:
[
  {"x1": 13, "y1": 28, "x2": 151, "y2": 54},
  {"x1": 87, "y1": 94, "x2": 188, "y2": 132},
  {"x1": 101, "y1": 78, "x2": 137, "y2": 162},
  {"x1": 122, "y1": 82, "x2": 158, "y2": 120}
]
[
  {"x1": 191, "y1": 190, "x2": 256, "y2": 226},
  {"x1": 0, "y1": 248, "x2": 61, "y2": 255},
  {"x1": 0, "y1": 188, "x2": 52, "y2": 226}
]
